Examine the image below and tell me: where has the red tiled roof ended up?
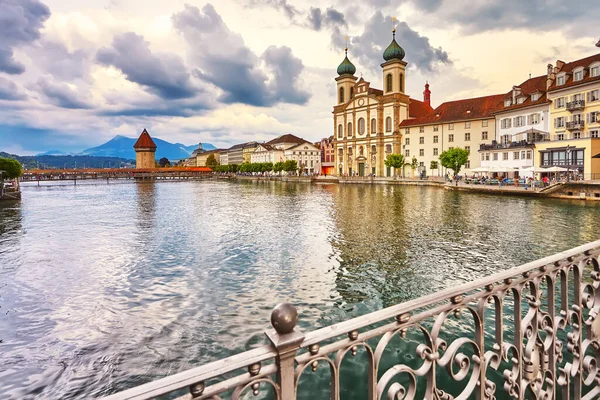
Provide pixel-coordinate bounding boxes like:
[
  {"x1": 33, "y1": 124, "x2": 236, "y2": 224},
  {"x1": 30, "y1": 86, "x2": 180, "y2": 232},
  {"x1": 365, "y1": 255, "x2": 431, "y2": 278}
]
[
  {"x1": 409, "y1": 99, "x2": 434, "y2": 118},
  {"x1": 266, "y1": 134, "x2": 306, "y2": 145},
  {"x1": 548, "y1": 53, "x2": 600, "y2": 92},
  {"x1": 399, "y1": 94, "x2": 505, "y2": 127},
  {"x1": 496, "y1": 75, "x2": 550, "y2": 113},
  {"x1": 133, "y1": 129, "x2": 157, "y2": 149}
]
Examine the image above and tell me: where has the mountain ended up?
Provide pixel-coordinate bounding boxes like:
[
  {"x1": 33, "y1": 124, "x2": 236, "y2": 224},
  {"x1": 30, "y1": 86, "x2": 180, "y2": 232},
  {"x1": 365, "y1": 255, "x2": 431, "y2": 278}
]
[
  {"x1": 0, "y1": 151, "x2": 133, "y2": 170},
  {"x1": 36, "y1": 150, "x2": 69, "y2": 156},
  {"x1": 82, "y1": 136, "x2": 215, "y2": 160}
]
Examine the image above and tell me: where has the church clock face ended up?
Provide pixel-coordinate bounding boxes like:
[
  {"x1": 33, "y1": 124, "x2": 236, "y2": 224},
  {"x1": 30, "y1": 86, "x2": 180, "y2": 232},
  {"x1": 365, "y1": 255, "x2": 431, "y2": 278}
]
[{"x1": 358, "y1": 98, "x2": 365, "y2": 106}]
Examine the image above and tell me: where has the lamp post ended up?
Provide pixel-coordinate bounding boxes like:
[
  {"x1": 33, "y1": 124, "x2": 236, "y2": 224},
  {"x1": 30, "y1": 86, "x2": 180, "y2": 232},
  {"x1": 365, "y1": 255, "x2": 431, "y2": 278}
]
[{"x1": 566, "y1": 145, "x2": 572, "y2": 182}]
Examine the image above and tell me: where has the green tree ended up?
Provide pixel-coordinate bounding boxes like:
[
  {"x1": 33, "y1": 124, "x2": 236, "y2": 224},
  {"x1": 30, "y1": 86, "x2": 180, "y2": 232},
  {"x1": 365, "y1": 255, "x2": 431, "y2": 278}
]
[
  {"x1": 206, "y1": 154, "x2": 219, "y2": 169},
  {"x1": 159, "y1": 157, "x2": 170, "y2": 167},
  {"x1": 0, "y1": 158, "x2": 23, "y2": 179},
  {"x1": 439, "y1": 148, "x2": 470, "y2": 183},
  {"x1": 384, "y1": 154, "x2": 404, "y2": 177},
  {"x1": 410, "y1": 156, "x2": 419, "y2": 178},
  {"x1": 430, "y1": 160, "x2": 439, "y2": 176},
  {"x1": 273, "y1": 161, "x2": 284, "y2": 175},
  {"x1": 283, "y1": 160, "x2": 298, "y2": 174}
]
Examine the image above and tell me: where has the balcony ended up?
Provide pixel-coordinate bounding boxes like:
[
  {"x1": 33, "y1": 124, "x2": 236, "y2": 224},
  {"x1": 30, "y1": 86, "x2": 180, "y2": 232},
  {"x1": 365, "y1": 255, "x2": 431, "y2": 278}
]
[
  {"x1": 102, "y1": 241, "x2": 600, "y2": 400},
  {"x1": 566, "y1": 99, "x2": 585, "y2": 111},
  {"x1": 565, "y1": 120, "x2": 584, "y2": 130}
]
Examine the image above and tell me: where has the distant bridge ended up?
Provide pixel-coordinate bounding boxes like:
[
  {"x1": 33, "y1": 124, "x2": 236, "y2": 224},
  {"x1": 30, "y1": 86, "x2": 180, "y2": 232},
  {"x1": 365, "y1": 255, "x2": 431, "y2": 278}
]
[{"x1": 21, "y1": 167, "x2": 213, "y2": 184}]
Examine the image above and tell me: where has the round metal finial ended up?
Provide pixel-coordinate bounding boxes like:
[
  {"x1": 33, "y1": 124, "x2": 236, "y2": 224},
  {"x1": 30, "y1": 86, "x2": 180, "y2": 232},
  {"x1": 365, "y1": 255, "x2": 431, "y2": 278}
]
[{"x1": 271, "y1": 303, "x2": 298, "y2": 334}]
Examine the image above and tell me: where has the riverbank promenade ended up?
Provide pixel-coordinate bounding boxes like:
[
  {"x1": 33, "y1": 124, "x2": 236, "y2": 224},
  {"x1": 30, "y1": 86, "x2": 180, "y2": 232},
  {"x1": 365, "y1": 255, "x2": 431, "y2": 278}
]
[{"x1": 103, "y1": 240, "x2": 600, "y2": 400}]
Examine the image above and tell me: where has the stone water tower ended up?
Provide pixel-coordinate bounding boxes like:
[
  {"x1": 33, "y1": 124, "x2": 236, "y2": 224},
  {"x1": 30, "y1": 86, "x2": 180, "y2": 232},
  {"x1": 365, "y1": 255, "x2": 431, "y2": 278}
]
[{"x1": 133, "y1": 129, "x2": 157, "y2": 169}]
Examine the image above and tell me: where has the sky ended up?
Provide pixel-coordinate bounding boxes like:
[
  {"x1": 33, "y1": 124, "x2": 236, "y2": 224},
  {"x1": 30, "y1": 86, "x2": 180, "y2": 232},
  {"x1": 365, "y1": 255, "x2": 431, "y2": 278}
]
[{"x1": 0, "y1": 0, "x2": 599, "y2": 155}]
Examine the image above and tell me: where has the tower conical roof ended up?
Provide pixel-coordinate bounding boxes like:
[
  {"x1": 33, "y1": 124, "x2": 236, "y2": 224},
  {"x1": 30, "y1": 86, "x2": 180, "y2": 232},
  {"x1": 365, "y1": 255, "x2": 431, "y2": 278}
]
[
  {"x1": 337, "y1": 49, "x2": 356, "y2": 76},
  {"x1": 133, "y1": 129, "x2": 157, "y2": 149}
]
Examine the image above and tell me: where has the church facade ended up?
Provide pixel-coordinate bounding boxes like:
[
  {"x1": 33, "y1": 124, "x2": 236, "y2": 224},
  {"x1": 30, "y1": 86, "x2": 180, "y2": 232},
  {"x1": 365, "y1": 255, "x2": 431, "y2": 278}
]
[{"x1": 332, "y1": 30, "x2": 433, "y2": 177}]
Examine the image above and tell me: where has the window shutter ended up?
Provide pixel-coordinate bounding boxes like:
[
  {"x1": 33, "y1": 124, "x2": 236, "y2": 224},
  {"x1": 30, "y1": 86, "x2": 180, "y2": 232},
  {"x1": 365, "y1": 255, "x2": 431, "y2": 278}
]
[
  {"x1": 587, "y1": 91, "x2": 591, "y2": 102},
  {"x1": 586, "y1": 113, "x2": 590, "y2": 124},
  {"x1": 527, "y1": 115, "x2": 531, "y2": 125},
  {"x1": 554, "y1": 118, "x2": 558, "y2": 128}
]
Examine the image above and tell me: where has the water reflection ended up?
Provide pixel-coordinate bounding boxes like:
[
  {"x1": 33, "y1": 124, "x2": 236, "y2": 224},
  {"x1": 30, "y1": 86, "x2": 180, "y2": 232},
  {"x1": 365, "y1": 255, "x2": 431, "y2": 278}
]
[{"x1": 0, "y1": 181, "x2": 598, "y2": 399}]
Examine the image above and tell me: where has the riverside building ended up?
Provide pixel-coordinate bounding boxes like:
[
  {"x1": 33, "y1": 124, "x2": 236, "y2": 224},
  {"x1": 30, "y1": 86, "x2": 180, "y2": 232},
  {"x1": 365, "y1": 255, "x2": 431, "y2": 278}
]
[{"x1": 332, "y1": 29, "x2": 433, "y2": 177}]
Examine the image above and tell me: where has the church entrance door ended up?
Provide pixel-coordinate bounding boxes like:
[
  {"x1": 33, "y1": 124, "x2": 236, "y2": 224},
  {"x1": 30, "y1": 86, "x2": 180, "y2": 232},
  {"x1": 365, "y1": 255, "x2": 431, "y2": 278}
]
[{"x1": 358, "y1": 163, "x2": 365, "y2": 177}]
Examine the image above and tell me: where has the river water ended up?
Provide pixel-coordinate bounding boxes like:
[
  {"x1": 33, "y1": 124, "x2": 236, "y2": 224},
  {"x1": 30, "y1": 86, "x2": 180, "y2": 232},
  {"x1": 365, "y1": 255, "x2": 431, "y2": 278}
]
[{"x1": 0, "y1": 180, "x2": 599, "y2": 399}]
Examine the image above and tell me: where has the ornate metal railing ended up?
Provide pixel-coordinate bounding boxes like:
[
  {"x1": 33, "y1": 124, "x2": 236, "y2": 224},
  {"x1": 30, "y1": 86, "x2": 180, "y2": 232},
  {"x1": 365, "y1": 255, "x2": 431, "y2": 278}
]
[
  {"x1": 567, "y1": 100, "x2": 585, "y2": 111},
  {"x1": 103, "y1": 241, "x2": 600, "y2": 399}
]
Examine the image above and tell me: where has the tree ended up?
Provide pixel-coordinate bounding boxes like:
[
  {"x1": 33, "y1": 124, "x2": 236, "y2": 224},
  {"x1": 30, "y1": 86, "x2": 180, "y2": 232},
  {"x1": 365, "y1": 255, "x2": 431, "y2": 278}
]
[
  {"x1": 273, "y1": 161, "x2": 284, "y2": 175},
  {"x1": 159, "y1": 157, "x2": 170, "y2": 167},
  {"x1": 283, "y1": 160, "x2": 298, "y2": 174},
  {"x1": 439, "y1": 148, "x2": 469, "y2": 184},
  {"x1": 206, "y1": 154, "x2": 219, "y2": 169},
  {"x1": 410, "y1": 156, "x2": 418, "y2": 178},
  {"x1": 384, "y1": 154, "x2": 404, "y2": 177},
  {"x1": 430, "y1": 160, "x2": 439, "y2": 176},
  {"x1": 0, "y1": 158, "x2": 23, "y2": 179}
]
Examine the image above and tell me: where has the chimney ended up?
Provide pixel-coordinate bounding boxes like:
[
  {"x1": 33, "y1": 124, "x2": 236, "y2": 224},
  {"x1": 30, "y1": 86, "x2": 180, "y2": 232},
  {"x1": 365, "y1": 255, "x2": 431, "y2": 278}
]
[
  {"x1": 547, "y1": 64, "x2": 553, "y2": 77},
  {"x1": 423, "y1": 81, "x2": 431, "y2": 107},
  {"x1": 512, "y1": 85, "x2": 521, "y2": 104},
  {"x1": 546, "y1": 63, "x2": 556, "y2": 90}
]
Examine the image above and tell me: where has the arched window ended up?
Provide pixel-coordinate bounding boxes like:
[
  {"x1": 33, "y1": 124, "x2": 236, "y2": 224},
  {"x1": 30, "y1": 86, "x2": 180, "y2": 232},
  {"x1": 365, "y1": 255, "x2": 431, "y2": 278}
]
[
  {"x1": 347, "y1": 122, "x2": 353, "y2": 137},
  {"x1": 358, "y1": 118, "x2": 365, "y2": 134},
  {"x1": 338, "y1": 124, "x2": 343, "y2": 138},
  {"x1": 338, "y1": 148, "x2": 344, "y2": 157},
  {"x1": 386, "y1": 144, "x2": 392, "y2": 153},
  {"x1": 371, "y1": 118, "x2": 376, "y2": 133},
  {"x1": 348, "y1": 147, "x2": 353, "y2": 155},
  {"x1": 350, "y1": 87, "x2": 354, "y2": 99},
  {"x1": 386, "y1": 74, "x2": 393, "y2": 92},
  {"x1": 371, "y1": 145, "x2": 377, "y2": 154},
  {"x1": 399, "y1": 73, "x2": 404, "y2": 92},
  {"x1": 339, "y1": 87, "x2": 345, "y2": 103},
  {"x1": 385, "y1": 116, "x2": 392, "y2": 132}
]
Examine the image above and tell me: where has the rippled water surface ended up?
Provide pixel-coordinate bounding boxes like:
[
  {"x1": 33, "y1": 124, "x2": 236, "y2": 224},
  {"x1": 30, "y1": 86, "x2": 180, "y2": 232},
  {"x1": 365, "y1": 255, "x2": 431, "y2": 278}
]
[{"x1": 0, "y1": 180, "x2": 599, "y2": 398}]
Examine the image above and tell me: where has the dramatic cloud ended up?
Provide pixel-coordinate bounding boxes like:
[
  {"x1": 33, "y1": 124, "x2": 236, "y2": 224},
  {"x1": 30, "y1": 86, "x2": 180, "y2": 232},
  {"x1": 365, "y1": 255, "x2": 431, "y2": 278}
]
[
  {"x1": 33, "y1": 76, "x2": 92, "y2": 109},
  {"x1": 307, "y1": 7, "x2": 346, "y2": 31},
  {"x1": 97, "y1": 32, "x2": 199, "y2": 100},
  {"x1": 28, "y1": 40, "x2": 91, "y2": 81},
  {"x1": 0, "y1": 77, "x2": 27, "y2": 101},
  {"x1": 262, "y1": 46, "x2": 310, "y2": 104},
  {"x1": 246, "y1": 0, "x2": 298, "y2": 19},
  {"x1": 340, "y1": 12, "x2": 451, "y2": 73},
  {"x1": 172, "y1": 4, "x2": 310, "y2": 107},
  {"x1": 0, "y1": 0, "x2": 51, "y2": 74}
]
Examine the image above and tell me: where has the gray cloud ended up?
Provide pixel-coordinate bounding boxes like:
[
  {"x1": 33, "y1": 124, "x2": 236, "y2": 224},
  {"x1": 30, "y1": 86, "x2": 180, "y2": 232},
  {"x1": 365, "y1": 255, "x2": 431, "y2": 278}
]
[
  {"x1": 262, "y1": 46, "x2": 310, "y2": 104},
  {"x1": 246, "y1": 0, "x2": 298, "y2": 19},
  {"x1": 0, "y1": 77, "x2": 27, "y2": 101},
  {"x1": 338, "y1": 12, "x2": 450, "y2": 73},
  {"x1": 97, "y1": 32, "x2": 198, "y2": 99},
  {"x1": 28, "y1": 40, "x2": 91, "y2": 81},
  {"x1": 172, "y1": 4, "x2": 310, "y2": 107},
  {"x1": 0, "y1": 0, "x2": 51, "y2": 74},
  {"x1": 307, "y1": 7, "x2": 346, "y2": 31},
  {"x1": 33, "y1": 76, "x2": 92, "y2": 109}
]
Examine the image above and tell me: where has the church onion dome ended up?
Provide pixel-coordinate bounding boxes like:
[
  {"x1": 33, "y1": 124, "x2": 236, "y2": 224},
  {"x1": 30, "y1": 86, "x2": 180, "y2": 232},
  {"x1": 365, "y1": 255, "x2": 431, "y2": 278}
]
[
  {"x1": 337, "y1": 49, "x2": 356, "y2": 76},
  {"x1": 383, "y1": 30, "x2": 405, "y2": 62}
]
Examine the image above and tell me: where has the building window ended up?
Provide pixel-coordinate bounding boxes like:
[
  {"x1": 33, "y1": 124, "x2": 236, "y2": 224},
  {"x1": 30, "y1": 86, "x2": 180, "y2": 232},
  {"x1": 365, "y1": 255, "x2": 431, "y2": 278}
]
[
  {"x1": 419, "y1": 137, "x2": 424, "y2": 144},
  {"x1": 358, "y1": 118, "x2": 365, "y2": 134},
  {"x1": 526, "y1": 151, "x2": 532, "y2": 159},
  {"x1": 574, "y1": 70, "x2": 583, "y2": 81},
  {"x1": 482, "y1": 131, "x2": 488, "y2": 140},
  {"x1": 465, "y1": 161, "x2": 470, "y2": 169},
  {"x1": 386, "y1": 117, "x2": 392, "y2": 132},
  {"x1": 385, "y1": 144, "x2": 392, "y2": 153},
  {"x1": 517, "y1": 97, "x2": 525, "y2": 104},
  {"x1": 529, "y1": 113, "x2": 540, "y2": 124},
  {"x1": 557, "y1": 133, "x2": 565, "y2": 140},
  {"x1": 482, "y1": 120, "x2": 488, "y2": 127},
  {"x1": 433, "y1": 125, "x2": 439, "y2": 132},
  {"x1": 514, "y1": 151, "x2": 520, "y2": 160},
  {"x1": 399, "y1": 73, "x2": 404, "y2": 92},
  {"x1": 371, "y1": 118, "x2": 377, "y2": 133},
  {"x1": 405, "y1": 137, "x2": 410, "y2": 145},
  {"x1": 501, "y1": 135, "x2": 510, "y2": 145},
  {"x1": 339, "y1": 87, "x2": 344, "y2": 103},
  {"x1": 465, "y1": 146, "x2": 470, "y2": 154},
  {"x1": 589, "y1": 90, "x2": 599, "y2": 102},
  {"x1": 338, "y1": 124, "x2": 343, "y2": 138},
  {"x1": 573, "y1": 132, "x2": 581, "y2": 139},
  {"x1": 557, "y1": 75, "x2": 565, "y2": 85},
  {"x1": 504, "y1": 99, "x2": 512, "y2": 107},
  {"x1": 589, "y1": 111, "x2": 598, "y2": 123},
  {"x1": 405, "y1": 150, "x2": 410, "y2": 157},
  {"x1": 348, "y1": 147, "x2": 353, "y2": 155},
  {"x1": 501, "y1": 118, "x2": 511, "y2": 129},
  {"x1": 531, "y1": 93, "x2": 539, "y2": 101},
  {"x1": 555, "y1": 117, "x2": 565, "y2": 128},
  {"x1": 448, "y1": 134, "x2": 454, "y2": 142},
  {"x1": 433, "y1": 135, "x2": 438, "y2": 143},
  {"x1": 419, "y1": 149, "x2": 424, "y2": 156},
  {"x1": 486, "y1": 153, "x2": 490, "y2": 161},
  {"x1": 592, "y1": 66, "x2": 600, "y2": 78},
  {"x1": 448, "y1": 123, "x2": 454, "y2": 130},
  {"x1": 338, "y1": 148, "x2": 343, "y2": 156},
  {"x1": 481, "y1": 153, "x2": 485, "y2": 161},
  {"x1": 465, "y1": 121, "x2": 471, "y2": 128},
  {"x1": 433, "y1": 148, "x2": 438, "y2": 156},
  {"x1": 591, "y1": 130, "x2": 599, "y2": 138},
  {"x1": 465, "y1": 132, "x2": 471, "y2": 141},
  {"x1": 371, "y1": 145, "x2": 377, "y2": 153},
  {"x1": 419, "y1": 126, "x2": 424, "y2": 133},
  {"x1": 514, "y1": 116, "x2": 525, "y2": 127},
  {"x1": 348, "y1": 122, "x2": 353, "y2": 137},
  {"x1": 405, "y1": 128, "x2": 410, "y2": 134},
  {"x1": 386, "y1": 74, "x2": 393, "y2": 92},
  {"x1": 555, "y1": 97, "x2": 565, "y2": 108}
]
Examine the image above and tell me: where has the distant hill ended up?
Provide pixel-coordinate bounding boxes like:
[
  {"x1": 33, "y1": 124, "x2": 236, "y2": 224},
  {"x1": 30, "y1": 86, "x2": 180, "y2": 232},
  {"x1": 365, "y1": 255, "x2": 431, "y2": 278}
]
[
  {"x1": 36, "y1": 150, "x2": 69, "y2": 156},
  {"x1": 82, "y1": 136, "x2": 215, "y2": 160},
  {"x1": 0, "y1": 151, "x2": 133, "y2": 170}
]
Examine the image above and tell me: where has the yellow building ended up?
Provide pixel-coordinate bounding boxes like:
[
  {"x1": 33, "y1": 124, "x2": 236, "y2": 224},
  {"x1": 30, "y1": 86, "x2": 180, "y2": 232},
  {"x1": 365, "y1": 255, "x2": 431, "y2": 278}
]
[
  {"x1": 242, "y1": 144, "x2": 259, "y2": 164},
  {"x1": 196, "y1": 150, "x2": 220, "y2": 167},
  {"x1": 333, "y1": 29, "x2": 433, "y2": 177},
  {"x1": 544, "y1": 53, "x2": 600, "y2": 179}
]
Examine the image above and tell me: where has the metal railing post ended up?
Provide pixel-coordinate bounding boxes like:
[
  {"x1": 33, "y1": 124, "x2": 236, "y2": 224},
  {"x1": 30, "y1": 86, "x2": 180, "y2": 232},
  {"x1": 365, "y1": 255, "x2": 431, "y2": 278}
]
[{"x1": 265, "y1": 303, "x2": 304, "y2": 400}]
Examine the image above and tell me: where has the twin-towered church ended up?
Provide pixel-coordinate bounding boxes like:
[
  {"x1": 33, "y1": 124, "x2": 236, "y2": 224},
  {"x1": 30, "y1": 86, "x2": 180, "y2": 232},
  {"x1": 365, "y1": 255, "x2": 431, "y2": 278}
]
[{"x1": 333, "y1": 29, "x2": 433, "y2": 177}]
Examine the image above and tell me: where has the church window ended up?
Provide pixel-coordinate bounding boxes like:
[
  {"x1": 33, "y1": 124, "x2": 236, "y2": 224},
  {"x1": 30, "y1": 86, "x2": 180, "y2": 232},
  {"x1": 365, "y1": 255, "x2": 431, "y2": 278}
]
[
  {"x1": 371, "y1": 118, "x2": 376, "y2": 133},
  {"x1": 386, "y1": 74, "x2": 393, "y2": 92},
  {"x1": 338, "y1": 124, "x2": 343, "y2": 138},
  {"x1": 371, "y1": 145, "x2": 377, "y2": 153},
  {"x1": 339, "y1": 87, "x2": 345, "y2": 103},
  {"x1": 359, "y1": 146, "x2": 364, "y2": 156},
  {"x1": 386, "y1": 144, "x2": 392, "y2": 153},
  {"x1": 385, "y1": 117, "x2": 392, "y2": 132},
  {"x1": 350, "y1": 87, "x2": 354, "y2": 98},
  {"x1": 358, "y1": 118, "x2": 365, "y2": 134},
  {"x1": 347, "y1": 122, "x2": 353, "y2": 137},
  {"x1": 399, "y1": 73, "x2": 404, "y2": 92}
]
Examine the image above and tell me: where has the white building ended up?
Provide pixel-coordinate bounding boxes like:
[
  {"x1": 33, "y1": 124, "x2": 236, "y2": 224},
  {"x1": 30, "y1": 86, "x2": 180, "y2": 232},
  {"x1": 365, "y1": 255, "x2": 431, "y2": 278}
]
[
  {"x1": 283, "y1": 142, "x2": 320, "y2": 174},
  {"x1": 251, "y1": 134, "x2": 309, "y2": 165}
]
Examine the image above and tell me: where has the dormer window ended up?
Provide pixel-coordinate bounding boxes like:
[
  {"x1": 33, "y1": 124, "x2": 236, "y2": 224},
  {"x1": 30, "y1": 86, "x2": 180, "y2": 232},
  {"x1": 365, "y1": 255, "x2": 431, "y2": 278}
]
[
  {"x1": 517, "y1": 97, "x2": 525, "y2": 104},
  {"x1": 504, "y1": 99, "x2": 512, "y2": 107},
  {"x1": 591, "y1": 65, "x2": 599, "y2": 78},
  {"x1": 531, "y1": 93, "x2": 539, "y2": 102},
  {"x1": 557, "y1": 75, "x2": 565, "y2": 85},
  {"x1": 574, "y1": 70, "x2": 583, "y2": 82}
]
